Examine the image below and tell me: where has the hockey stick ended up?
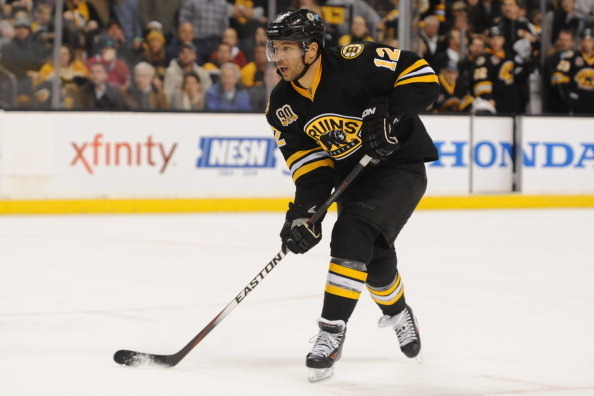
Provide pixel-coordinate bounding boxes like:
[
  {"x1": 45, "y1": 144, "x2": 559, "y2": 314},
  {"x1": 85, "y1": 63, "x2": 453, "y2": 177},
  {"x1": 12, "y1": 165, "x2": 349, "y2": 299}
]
[{"x1": 113, "y1": 154, "x2": 376, "y2": 368}]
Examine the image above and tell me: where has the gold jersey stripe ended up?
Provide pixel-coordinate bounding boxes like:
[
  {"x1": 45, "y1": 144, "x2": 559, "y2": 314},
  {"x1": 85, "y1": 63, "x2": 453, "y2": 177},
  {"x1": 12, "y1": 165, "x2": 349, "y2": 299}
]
[
  {"x1": 329, "y1": 262, "x2": 368, "y2": 282},
  {"x1": 395, "y1": 74, "x2": 439, "y2": 87},
  {"x1": 291, "y1": 158, "x2": 334, "y2": 182},
  {"x1": 473, "y1": 81, "x2": 493, "y2": 96},
  {"x1": 367, "y1": 274, "x2": 401, "y2": 296},
  {"x1": 325, "y1": 284, "x2": 362, "y2": 300},
  {"x1": 551, "y1": 72, "x2": 570, "y2": 85},
  {"x1": 286, "y1": 147, "x2": 323, "y2": 168},
  {"x1": 397, "y1": 59, "x2": 429, "y2": 82}
]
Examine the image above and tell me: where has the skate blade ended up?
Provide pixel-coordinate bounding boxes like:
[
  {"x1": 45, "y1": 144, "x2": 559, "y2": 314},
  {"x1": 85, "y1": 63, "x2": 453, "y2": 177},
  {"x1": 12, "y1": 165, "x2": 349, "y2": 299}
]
[
  {"x1": 414, "y1": 348, "x2": 423, "y2": 364},
  {"x1": 308, "y1": 367, "x2": 334, "y2": 383}
]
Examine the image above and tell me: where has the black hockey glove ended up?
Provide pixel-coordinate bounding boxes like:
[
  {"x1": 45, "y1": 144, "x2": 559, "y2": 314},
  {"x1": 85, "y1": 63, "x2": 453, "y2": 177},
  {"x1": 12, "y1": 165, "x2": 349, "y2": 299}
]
[
  {"x1": 360, "y1": 97, "x2": 401, "y2": 160},
  {"x1": 280, "y1": 202, "x2": 322, "y2": 254}
]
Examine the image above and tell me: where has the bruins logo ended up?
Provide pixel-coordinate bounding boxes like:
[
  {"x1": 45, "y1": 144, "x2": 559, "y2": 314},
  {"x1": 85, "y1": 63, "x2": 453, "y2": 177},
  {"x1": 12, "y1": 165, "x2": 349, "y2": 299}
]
[
  {"x1": 574, "y1": 68, "x2": 594, "y2": 91},
  {"x1": 341, "y1": 43, "x2": 364, "y2": 59},
  {"x1": 305, "y1": 114, "x2": 362, "y2": 158}
]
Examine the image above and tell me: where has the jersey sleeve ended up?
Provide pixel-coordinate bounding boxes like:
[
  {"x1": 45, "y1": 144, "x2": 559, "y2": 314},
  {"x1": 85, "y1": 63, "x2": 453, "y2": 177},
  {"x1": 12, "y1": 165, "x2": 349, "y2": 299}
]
[
  {"x1": 352, "y1": 42, "x2": 440, "y2": 116},
  {"x1": 266, "y1": 96, "x2": 335, "y2": 205}
]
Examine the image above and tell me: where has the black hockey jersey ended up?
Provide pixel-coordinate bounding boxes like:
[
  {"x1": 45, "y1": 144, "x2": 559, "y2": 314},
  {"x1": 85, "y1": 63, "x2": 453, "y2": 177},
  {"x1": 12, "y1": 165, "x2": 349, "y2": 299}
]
[
  {"x1": 471, "y1": 49, "x2": 523, "y2": 114},
  {"x1": 266, "y1": 41, "x2": 440, "y2": 205},
  {"x1": 570, "y1": 51, "x2": 594, "y2": 114},
  {"x1": 544, "y1": 49, "x2": 594, "y2": 114}
]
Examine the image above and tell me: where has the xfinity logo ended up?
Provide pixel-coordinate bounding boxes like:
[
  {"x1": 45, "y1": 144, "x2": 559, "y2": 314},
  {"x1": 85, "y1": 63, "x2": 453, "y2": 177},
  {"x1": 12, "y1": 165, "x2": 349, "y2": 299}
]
[
  {"x1": 71, "y1": 133, "x2": 177, "y2": 174},
  {"x1": 197, "y1": 137, "x2": 277, "y2": 168}
]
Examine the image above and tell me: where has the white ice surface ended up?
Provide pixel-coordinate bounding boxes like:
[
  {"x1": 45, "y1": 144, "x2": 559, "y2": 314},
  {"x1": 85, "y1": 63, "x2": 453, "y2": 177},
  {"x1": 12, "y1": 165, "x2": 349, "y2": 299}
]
[{"x1": 1, "y1": 209, "x2": 593, "y2": 396}]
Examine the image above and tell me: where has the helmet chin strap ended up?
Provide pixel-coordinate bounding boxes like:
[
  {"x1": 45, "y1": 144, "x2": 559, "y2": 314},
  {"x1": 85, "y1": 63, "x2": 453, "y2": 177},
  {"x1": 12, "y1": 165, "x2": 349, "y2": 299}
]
[{"x1": 294, "y1": 49, "x2": 321, "y2": 85}]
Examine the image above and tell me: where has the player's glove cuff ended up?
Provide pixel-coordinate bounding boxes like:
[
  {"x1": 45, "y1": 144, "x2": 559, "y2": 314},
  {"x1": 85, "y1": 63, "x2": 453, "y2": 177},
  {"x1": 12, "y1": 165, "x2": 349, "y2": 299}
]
[{"x1": 361, "y1": 97, "x2": 401, "y2": 160}]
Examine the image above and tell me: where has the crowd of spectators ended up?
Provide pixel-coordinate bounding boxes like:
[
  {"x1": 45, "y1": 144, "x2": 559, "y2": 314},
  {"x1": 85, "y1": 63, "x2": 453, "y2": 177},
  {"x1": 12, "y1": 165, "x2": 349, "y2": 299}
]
[{"x1": 0, "y1": 0, "x2": 592, "y2": 114}]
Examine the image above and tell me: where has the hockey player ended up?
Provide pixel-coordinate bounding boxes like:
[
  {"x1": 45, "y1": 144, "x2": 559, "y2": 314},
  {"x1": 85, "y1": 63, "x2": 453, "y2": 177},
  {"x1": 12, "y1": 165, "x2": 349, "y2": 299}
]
[{"x1": 265, "y1": 9, "x2": 440, "y2": 382}]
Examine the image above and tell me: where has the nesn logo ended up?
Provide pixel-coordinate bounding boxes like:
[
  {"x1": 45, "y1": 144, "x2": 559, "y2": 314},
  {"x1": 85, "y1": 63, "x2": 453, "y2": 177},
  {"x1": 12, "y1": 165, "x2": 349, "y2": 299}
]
[{"x1": 197, "y1": 137, "x2": 277, "y2": 168}]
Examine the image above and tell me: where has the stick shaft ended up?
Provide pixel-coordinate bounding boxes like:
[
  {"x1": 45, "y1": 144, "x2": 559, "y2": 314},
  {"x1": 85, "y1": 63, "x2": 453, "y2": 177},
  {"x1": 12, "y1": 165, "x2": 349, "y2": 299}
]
[{"x1": 115, "y1": 154, "x2": 374, "y2": 367}]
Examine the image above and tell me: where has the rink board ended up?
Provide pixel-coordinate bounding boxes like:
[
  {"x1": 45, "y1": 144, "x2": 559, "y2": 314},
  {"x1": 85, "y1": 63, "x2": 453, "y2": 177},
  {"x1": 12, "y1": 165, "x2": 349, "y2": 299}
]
[{"x1": 0, "y1": 111, "x2": 593, "y2": 213}]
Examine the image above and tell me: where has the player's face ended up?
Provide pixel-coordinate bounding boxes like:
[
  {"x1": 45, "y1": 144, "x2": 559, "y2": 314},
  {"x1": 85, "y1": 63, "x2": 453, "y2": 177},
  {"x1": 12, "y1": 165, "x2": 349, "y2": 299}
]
[{"x1": 266, "y1": 40, "x2": 307, "y2": 81}]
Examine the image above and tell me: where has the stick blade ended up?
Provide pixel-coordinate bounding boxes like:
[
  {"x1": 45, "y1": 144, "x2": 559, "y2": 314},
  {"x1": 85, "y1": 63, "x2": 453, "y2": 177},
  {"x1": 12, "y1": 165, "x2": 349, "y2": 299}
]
[{"x1": 114, "y1": 350, "x2": 171, "y2": 367}]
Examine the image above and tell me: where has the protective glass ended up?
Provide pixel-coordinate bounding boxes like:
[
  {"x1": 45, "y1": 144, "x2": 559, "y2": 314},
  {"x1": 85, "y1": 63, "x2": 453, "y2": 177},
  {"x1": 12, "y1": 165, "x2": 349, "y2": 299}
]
[{"x1": 266, "y1": 41, "x2": 305, "y2": 62}]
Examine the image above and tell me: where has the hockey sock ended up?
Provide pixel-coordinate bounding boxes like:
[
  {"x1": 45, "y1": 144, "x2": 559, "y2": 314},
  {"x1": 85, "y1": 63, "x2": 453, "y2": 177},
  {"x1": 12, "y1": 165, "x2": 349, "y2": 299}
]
[
  {"x1": 321, "y1": 257, "x2": 368, "y2": 322},
  {"x1": 367, "y1": 271, "x2": 407, "y2": 317}
]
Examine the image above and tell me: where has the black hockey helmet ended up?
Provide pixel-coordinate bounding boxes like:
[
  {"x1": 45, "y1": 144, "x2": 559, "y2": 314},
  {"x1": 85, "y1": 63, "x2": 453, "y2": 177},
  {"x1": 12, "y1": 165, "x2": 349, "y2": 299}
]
[{"x1": 266, "y1": 9, "x2": 325, "y2": 56}]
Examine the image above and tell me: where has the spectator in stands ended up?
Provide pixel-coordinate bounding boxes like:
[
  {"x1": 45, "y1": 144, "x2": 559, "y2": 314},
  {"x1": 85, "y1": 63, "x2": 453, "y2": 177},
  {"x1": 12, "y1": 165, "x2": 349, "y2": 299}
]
[
  {"x1": 166, "y1": 22, "x2": 199, "y2": 64},
  {"x1": 495, "y1": 0, "x2": 536, "y2": 57},
  {"x1": 548, "y1": 0, "x2": 589, "y2": 45},
  {"x1": 139, "y1": 0, "x2": 182, "y2": 43},
  {"x1": 0, "y1": 16, "x2": 48, "y2": 107},
  {"x1": 136, "y1": 30, "x2": 169, "y2": 81},
  {"x1": 543, "y1": 29, "x2": 576, "y2": 113},
  {"x1": 163, "y1": 42, "x2": 212, "y2": 104},
  {"x1": 169, "y1": 71, "x2": 206, "y2": 110},
  {"x1": 240, "y1": 43, "x2": 268, "y2": 110},
  {"x1": 179, "y1": 0, "x2": 231, "y2": 65},
  {"x1": 290, "y1": 0, "x2": 323, "y2": 20},
  {"x1": 445, "y1": 1, "x2": 471, "y2": 32},
  {"x1": 376, "y1": 0, "x2": 399, "y2": 42},
  {"x1": 205, "y1": 62, "x2": 251, "y2": 111},
  {"x1": 120, "y1": 61, "x2": 168, "y2": 110},
  {"x1": 93, "y1": 21, "x2": 135, "y2": 66},
  {"x1": 458, "y1": 34, "x2": 487, "y2": 85},
  {"x1": 203, "y1": 42, "x2": 233, "y2": 83},
  {"x1": 63, "y1": 0, "x2": 104, "y2": 56},
  {"x1": 31, "y1": 3, "x2": 55, "y2": 47},
  {"x1": 433, "y1": 61, "x2": 473, "y2": 112},
  {"x1": 0, "y1": 20, "x2": 15, "y2": 52},
  {"x1": 229, "y1": 0, "x2": 267, "y2": 51},
  {"x1": 467, "y1": 0, "x2": 502, "y2": 35},
  {"x1": 208, "y1": 28, "x2": 248, "y2": 68},
  {"x1": 543, "y1": 28, "x2": 594, "y2": 114},
  {"x1": 420, "y1": 15, "x2": 444, "y2": 68},
  {"x1": 242, "y1": 25, "x2": 267, "y2": 61},
  {"x1": 338, "y1": 16, "x2": 375, "y2": 46},
  {"x1": 470, "y1": 24, "x2": 526, "y2": 114},
  {"x1": 64, "y1": 0, "x2": 105, "y2": 31},
  {"x1": 571, "y1": 28, "x2": 594, "y2": 114},
  {"x1": 433, "y1": 28, "x2": 465, "y2": 73},
  {"x1": 78, "y1": 62, "x2": 125, "y2": 109},
  {"x1": 419, "y1": 0, "x2": 447, "y2": 34},
  {"x1": 32, "y1": 44, "x2": 88, "y2": 108},
  {"x1": 85, "y1": 36, "x2": 130, "y2": 87},
  {"x1": 240, "y1": 43, "x2": 266, "y2": 88},
  {"x1": 253, "y1": 25, "x2": 267, "y2": 47},
  {"x1": 112, "y1": 0, "x2": 143, "y2": 48},
  {"x1": 527, "y1": 8, "x2": 543, "y2": 39},
  {"x1": 575, "y1": 0, "x2": 594, "y2": 21}
]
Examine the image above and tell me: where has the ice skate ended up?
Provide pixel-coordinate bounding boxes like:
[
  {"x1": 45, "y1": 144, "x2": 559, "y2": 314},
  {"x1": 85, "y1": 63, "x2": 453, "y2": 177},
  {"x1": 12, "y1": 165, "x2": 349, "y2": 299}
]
[
  {"x1": 378, "y1": 305, "x2": 422, "y2": 363},
  {"x1": 306, "y1": 318, "x2": 346, "y2": 383}
]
